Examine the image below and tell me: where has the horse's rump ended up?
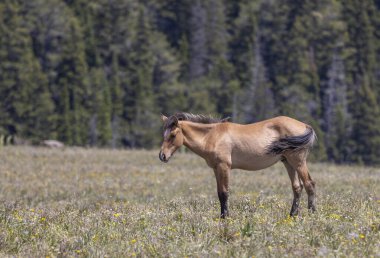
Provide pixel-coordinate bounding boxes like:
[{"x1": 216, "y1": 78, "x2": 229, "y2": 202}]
[{"x1": 267, "y1": 127, "x2": 316, "y2": 155}]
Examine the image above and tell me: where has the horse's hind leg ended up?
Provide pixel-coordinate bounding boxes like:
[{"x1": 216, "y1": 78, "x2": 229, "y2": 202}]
[
  {"x1": 285, "y1": 152, "x2": 316, "y2": 213},
  {"x1": 283, "y1": 159, "x2": 303, "y2": 216}
]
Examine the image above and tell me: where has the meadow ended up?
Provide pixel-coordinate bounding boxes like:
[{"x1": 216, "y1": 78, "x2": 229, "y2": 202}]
[{"x1": 0, "y1": 147, "x2": 379, "y2": 257}]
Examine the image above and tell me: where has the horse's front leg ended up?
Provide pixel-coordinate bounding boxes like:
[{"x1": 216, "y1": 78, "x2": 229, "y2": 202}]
[{"x1": 213, "y1": 163, "x2": 231, "y2": 218}]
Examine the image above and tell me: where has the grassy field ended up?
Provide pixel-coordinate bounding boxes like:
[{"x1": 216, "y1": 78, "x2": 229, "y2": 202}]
[{"x1": 0, "y1": 147, "x2": 379, "y2": 257}]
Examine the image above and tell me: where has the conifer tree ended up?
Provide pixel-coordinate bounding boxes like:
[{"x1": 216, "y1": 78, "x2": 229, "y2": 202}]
[
  {"x1": 56, "y1": 15, "x2": 89, "y2": 145},
  {"x1": 323, "y1": 51, "x2": 352, "y2": 162},
  {"x1": 187, "y1": 0, "x2": 208, "y2": 81},
  {"x1": 123, "y1": 5, "x2": 159, "y2": 147},
  {"x1": 110, "y1": 51, "x2": 124, "y2": 148},
  {"x1": 0, "y1": 0, "x2": 54, "y2": 141},
  {"x1": 23, "y1": 0, "x2": 88, "y2": 144},
  {"x1": 228, "y1": 1, "x2": 276, "y2": 123},
  {"x1": 343, "y1": 0, "x2": 380, "y2": 164},
  {"x1": 351, "y1": 75, "x2": 380, "y2": 164},
  {"x1": 205, "y1": 0, "x2": 236, "y2": 117},
  {"x1": 88, "y1": 67, "x2": 112, "y2": 146}
]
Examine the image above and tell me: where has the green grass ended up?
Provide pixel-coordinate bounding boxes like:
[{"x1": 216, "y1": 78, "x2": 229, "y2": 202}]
[{"x1": 0, "y1": 147, "x2": 379, "y2": 257}]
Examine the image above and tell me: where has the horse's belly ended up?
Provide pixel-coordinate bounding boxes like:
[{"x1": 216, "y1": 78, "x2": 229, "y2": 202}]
[{"x1": 231, "y1": 153, "x2": 281, "y2": 171}]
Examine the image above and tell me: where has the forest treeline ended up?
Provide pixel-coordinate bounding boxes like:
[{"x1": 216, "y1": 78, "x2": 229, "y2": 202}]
[{"x1": 0, "y1": 0, "x2": 380, "y2": 164}]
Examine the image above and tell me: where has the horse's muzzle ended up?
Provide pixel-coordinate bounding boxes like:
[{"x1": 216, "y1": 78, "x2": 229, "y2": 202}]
[{"x1": 159, "y1": 151, "x2": 169, "y2": 163}]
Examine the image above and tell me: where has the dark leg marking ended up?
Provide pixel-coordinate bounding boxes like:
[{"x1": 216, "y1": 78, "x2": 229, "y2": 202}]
[
  {"x1": 306, "y1": 180, "x2": 316, "y2": 212},
  {"x1": 218, "y1": 191, "x2": 229, "y2": 218},
  {"x1": 290, "y1": 184, "x2": 303, "y2": 216}
]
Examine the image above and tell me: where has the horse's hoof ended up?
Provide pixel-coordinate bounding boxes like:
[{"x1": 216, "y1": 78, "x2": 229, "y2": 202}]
[{"x1": 220, "y1": 212, "x2": 229, "y2": 219}]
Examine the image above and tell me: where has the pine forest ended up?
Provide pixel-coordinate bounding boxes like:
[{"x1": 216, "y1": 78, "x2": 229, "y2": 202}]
[{"x1": 1, "y1": 0, "x2": 380, "y2": 164}]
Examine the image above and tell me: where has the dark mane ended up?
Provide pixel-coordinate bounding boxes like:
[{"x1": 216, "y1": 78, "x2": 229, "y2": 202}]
[{"x1": 164, "y1": 112, "x2": 229, "y2": 130}]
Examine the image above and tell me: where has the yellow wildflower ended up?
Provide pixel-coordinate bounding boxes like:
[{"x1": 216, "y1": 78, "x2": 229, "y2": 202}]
[
  {"x1": 92, "y1": 234, "x2": 99, "y2": 242},
  {"x1": 359, "y1": 234, "x2": 365, "y2": 239},
  {"x1": 328, "y1": 214, "x2": 342, "y2": 220},
  {"x1": 113, "y1": 213, "x2": 122, "y2": 218},
  {"x1": 131, "y1": 239, "x2": 137, "y2": 244}
]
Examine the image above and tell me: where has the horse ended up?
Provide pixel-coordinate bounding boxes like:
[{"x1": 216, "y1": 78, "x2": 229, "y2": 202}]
[{"x1": 158, "y1": 112, "x2": 316, "y2": 218}]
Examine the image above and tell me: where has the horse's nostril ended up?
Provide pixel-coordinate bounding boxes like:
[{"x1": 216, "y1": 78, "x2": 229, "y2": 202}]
[{"x1": 159, "y1": 151, "x2": 166, "y2": 162}]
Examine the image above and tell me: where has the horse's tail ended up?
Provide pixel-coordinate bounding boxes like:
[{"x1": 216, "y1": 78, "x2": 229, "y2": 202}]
[{"x1": 267, "y1": 126, "x2": 317, "y2": 155}]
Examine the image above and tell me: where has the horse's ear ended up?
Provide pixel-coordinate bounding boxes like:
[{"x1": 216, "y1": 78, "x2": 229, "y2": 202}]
[
  {"x1": 161, "y1": 115, "x2": 168, "y2": 123},
  {"x1": 172, "y1": 116, "x2": 179, "y2": 127}
]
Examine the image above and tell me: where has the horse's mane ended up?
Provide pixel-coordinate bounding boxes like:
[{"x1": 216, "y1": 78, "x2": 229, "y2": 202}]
[{"x1": 164, "y1": 112, "x2": 229, "y2": 130}]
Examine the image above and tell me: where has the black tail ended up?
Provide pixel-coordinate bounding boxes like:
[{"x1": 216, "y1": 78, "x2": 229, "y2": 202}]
[{"x1": 267, "y1": 127, "x2": 316, "y2": 155}]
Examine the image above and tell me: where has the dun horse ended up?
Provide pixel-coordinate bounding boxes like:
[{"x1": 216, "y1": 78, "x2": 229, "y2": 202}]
[{"x1": 159, "y1": 112, "x2": 316, "y2": 218}]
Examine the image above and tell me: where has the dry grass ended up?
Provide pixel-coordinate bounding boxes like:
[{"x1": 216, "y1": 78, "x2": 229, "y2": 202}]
[{"x1": 0, "y1": 146, "x2": 379, "y2": 257}]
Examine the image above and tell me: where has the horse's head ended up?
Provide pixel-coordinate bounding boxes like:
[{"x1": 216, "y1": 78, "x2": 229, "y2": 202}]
[{"x1": 159, "y1": 115, "x2": 184, "y2": 163}]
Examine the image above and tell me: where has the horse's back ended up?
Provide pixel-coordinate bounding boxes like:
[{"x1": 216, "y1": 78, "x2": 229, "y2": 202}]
[{"x1": 228, "y1": 116, "x2": 309, "y2": 138}]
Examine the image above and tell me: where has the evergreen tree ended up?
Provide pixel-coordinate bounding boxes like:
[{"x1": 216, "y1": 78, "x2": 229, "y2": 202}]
[
  {"x1": 88, "y1": 67, "x2": 112, "y2": 146},
  {"x1": 235, "y1": 31, "x2": 276, "y2": 123},
  {"x1": 229, "y1": 0, "x2": 259, "y2": 89},
  {"x1": 187, "y1": 0, "x2": 208, "y2": 81},
  {"x1": 0, "y1": 0, "x2": 54, "y2": 141},
  {"x1": 23, "y1": 0, "x2": 89, "y2": 145},
  {"x1": 123, "y1": 5, "x2": 159, "y2": 147},
  {"x1": 343, "y1": 0, "x2": 380, "y2": 164},
  {"x1": 63, "y1": 0, "x2": 100, "y2": 67},
  {"x1": 205, "y1": 0, "x2": 236, "y2": 117},
  {"x1": 351, "y1": 75, "x2": 380, "y2": 164},
  {"x1": 155, "y1": 0, "x2": 190, "y2": 49},
  {"x1": 343, "y1": 0, "x2": 376, "y2": 85},
  {"x1": 229, "y1": 1, "x2": 276, "y2": 123},
  {"x1": 323, "y1": 51, "x2": 352, "y2": 163},
  {"x1": 110, "y1": 51, "x2": 124, "y2": 148},
  {"x1": 151, "y1": 32, "x2": 185, "y2": 115},
  {"x1": 55, "y1": 14, "x2": 89, "y2": 145}
]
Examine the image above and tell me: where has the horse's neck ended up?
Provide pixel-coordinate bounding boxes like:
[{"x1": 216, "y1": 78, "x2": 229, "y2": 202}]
[{"x1": 181, "y1": 122, "x2": 215, "y2": 157}]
